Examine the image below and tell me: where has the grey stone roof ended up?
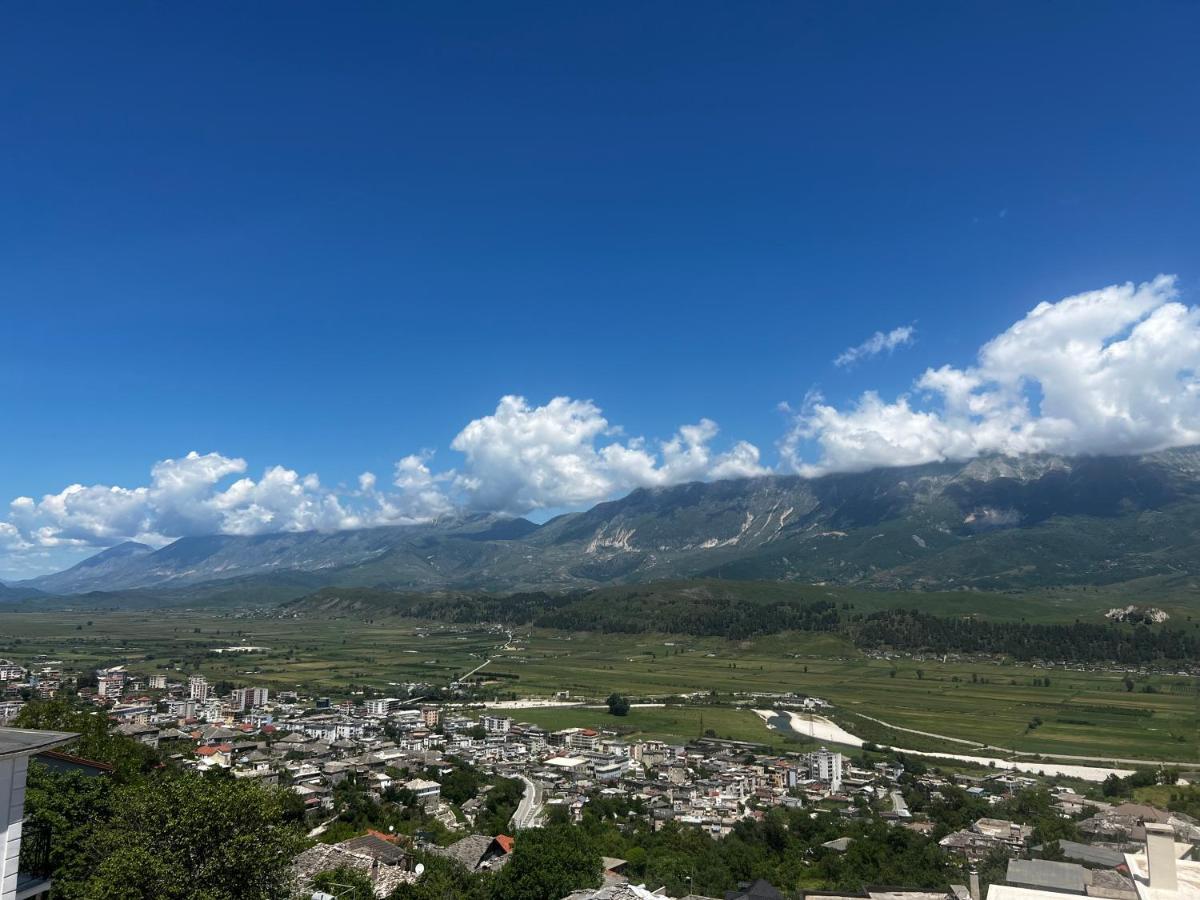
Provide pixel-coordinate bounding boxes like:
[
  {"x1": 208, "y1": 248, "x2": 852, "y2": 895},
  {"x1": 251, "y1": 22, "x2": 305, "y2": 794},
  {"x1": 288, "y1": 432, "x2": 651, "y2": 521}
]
[
  {"x1": 430, "y1": 833, "x2": 511, "y2": 872},
  {"x1": 290, "y1": 841, "x2": 413, "y2": 898},
  {"x1": 1006, "y1": 858, "x2": 1087, "y2": 894}
]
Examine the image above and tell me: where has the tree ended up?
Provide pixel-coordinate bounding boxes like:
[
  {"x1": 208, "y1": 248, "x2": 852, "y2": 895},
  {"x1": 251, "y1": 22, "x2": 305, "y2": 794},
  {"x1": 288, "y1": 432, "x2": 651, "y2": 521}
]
[
  {"x1": 21, "y1": 765, "x2": 113, "y2": 897},
  {"x1": 312, "y1": 866, "x2": 376, "y2": 900},
  {"x1": 490, "y1": 825, "x2": 602, "y2": 899},
  {"x1": 389, "y1": 853, "x2": 490, "y2": 900},
  {"x1": 606, "y1": 693, "x2": 631, "y2": 717},
  {"x1": 14, "y1": 699, "x2": 159, "y2": 780},
  {"x1": 81, "y1": 769, "x2": 305, "y2": 899}
]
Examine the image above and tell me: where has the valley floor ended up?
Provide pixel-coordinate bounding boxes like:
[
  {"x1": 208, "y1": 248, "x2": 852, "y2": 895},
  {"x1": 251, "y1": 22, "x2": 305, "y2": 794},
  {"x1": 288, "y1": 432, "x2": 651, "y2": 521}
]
[{"x1": 0, "y1": 607, "x2": 1195, "y2": 764}]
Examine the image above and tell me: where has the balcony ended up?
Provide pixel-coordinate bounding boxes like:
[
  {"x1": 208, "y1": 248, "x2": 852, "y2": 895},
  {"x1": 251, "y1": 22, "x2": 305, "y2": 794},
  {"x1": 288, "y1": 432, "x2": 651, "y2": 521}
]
[{"x1": 15, "y1": 821, "x2": 52, "y2": 900}]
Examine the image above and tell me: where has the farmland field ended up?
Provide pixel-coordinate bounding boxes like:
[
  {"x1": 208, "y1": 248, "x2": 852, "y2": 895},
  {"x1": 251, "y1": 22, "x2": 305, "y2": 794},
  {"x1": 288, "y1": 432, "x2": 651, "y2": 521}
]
[{"x1": 0, "y1": 607, "x2": 1195, "y2": 765}]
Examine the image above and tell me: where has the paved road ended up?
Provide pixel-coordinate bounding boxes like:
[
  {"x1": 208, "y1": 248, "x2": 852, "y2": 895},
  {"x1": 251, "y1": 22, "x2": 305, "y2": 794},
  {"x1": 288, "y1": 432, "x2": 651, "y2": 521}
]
[
  {"x1": 510, "y1": 774, "x2": 544, "y2": 830},
  {"x1": 852, "y1": 712, "x2": 1200, "y2": 768}
]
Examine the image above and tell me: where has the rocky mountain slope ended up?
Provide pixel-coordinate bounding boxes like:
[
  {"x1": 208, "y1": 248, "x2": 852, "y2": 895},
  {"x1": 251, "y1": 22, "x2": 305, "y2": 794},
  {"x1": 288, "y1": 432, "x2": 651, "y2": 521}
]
[{"x1": 15, "y1": 446, "x2": 1200, "y2": 595}]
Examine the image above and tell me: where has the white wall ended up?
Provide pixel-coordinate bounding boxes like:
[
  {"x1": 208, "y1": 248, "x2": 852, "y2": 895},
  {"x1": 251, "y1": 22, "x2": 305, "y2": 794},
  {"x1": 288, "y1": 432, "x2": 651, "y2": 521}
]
[{"x1": 0, "y1": 755, "x2": 29, "y2": 900}]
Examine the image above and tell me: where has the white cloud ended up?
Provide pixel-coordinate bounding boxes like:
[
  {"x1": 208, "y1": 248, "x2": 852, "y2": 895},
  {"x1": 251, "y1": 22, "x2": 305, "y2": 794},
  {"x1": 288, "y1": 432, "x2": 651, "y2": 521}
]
[
  {"x1": 450, "y1": 396, "x2": 767, "y2": 514},
  {"x1": 834, "y1": 325, "x2": 916, "y2": 367},
  {"x1": 787, "y1": 275, "x2": 1200, "y2": 474},
  {"x1": 1, "y1": 399, "x2": 763, "y2": 565},
  {"x1": 6, "y1": 451, "x2": 357, "y2": 552}
]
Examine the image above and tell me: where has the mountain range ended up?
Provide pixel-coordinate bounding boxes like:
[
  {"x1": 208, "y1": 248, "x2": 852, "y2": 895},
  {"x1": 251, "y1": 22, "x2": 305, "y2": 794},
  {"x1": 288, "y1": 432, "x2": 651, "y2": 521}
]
[{"x1": 12, "y1": 445, "x2": 1200, "y2": 598}]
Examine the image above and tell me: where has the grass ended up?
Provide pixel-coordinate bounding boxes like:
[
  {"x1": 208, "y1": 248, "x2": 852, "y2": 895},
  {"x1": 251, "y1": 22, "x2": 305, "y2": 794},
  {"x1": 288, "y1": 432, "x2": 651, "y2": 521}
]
[{"x1": 499, "y1": 705, "x2": 813, "y2": 752}]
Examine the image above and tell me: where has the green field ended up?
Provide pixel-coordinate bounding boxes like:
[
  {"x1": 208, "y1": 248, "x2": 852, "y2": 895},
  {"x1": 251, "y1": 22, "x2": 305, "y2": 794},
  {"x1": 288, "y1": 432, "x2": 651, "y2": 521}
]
[
  {"x1": 496, "y1": 705, "x2": 811, "y2": 752},
  {"x1": 0, "y1": 607, "x2": 1195, "y2": 764}
]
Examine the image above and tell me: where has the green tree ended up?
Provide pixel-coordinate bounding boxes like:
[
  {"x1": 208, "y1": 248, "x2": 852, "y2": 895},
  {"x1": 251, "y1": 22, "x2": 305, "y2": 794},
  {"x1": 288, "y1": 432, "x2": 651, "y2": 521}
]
[
  {"x1": 606, "y1": 693, "x2": 631, "y2": 716},
  {"x1": 388, "y1": 853, "x2": 490, "y2": 900},
  {"x1": 312, "y1": 866, "x2": 376, "y2": 900},
  {"x1": 491, "y1": 825, "x2": 602, "y2": 899},
  {"x1": 14, "y1": 699, "x2": 159, "y2": 780},
  {"x1": 81, "y1": 770, "x2": 304, "y2": 899},
  {"x1": 21, "y1": 765, "x2": 113, "y2": 897}
]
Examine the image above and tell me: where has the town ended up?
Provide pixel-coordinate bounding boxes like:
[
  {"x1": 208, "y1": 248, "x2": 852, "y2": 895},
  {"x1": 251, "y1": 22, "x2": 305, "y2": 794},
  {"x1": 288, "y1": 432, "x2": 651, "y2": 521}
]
[{"x1": 0, "y1": 656, "x2": 1195, "y2": 900}]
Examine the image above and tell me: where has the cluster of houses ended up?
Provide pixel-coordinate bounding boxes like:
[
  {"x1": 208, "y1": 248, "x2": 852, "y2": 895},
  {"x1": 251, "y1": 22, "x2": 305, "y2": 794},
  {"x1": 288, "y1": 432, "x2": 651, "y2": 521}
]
[{"x1": 1, "y1": 658, "x2": 1196, "y2": 900}]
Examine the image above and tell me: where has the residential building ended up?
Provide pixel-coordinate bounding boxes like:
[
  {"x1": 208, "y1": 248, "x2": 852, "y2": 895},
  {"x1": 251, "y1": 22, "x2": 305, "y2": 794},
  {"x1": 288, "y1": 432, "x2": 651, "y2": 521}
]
[
  {"x1": 482, "y1": 715, "x2": 513, "y2": 734},
  {"x1": 421, "y1": 705, "x2": 440, "y2": 728},
  {"x1": 807, "y1": 747, "x2": 844, "y2": 793},
  {"x1": 187, "y1": 675, "x2": 209, "y2": 702},
  {"x1": 230, "y1": 687, "x2": 269, "y2": 712},
  {"x1": 364, "y1": 698, "x2": 398, "y2": 716},
  {"x1": 94, "y1": 667, "x2": 126, "y2": 702}
]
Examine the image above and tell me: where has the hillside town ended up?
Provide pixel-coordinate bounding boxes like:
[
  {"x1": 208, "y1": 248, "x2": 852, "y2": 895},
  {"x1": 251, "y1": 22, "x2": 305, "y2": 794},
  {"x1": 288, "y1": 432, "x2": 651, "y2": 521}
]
[{"x1": 0, "y1": 657, "x2": 1195, "y2": 900}]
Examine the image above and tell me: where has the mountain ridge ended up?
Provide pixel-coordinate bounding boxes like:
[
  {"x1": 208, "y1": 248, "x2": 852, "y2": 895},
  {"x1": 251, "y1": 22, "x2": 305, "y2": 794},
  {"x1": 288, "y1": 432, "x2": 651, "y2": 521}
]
[{"x1": 19, "y1": 445, "x2": 1200, "y2": 596}]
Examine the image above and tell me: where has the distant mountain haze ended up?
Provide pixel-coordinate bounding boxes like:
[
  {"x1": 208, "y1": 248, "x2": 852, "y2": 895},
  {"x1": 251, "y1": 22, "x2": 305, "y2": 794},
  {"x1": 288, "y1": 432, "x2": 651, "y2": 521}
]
[{"x1": 15, "y1": 446, "x2": 1200, "y2": 596}]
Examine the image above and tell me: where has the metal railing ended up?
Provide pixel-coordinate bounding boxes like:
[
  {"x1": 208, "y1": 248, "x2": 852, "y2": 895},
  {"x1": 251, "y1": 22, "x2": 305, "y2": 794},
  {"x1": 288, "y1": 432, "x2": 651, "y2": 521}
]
[{"x1": 19, "y1": 820, "x2": 52, "y2": 879}]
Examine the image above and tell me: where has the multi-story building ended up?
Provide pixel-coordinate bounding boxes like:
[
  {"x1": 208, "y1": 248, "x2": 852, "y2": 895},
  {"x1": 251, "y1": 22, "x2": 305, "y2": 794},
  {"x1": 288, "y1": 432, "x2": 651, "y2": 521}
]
[
  {"x1": 421, "y1": 705, "x2": 440, "y2": 728},
  {"x1": 148, "y1": 674, "x2": 168, "y2": 690},
  {"x1": 364, "y1": 698, "x2": 397, "y2": 716},
  {"x1": 96, "y1": 674, "x2": 124, "y2": 702},
  {"x1": 567, "y1": 729, "x2": 600, "y2": 753},
  {"x1": 807, "y1": 747, "x2": 843, "y2": 793},
  {"x1": 482, "y1": 715, "x2": 513, "y2": 734},
  {"x1": 0, "y1": 662, "x2": 26, "y2": 682},
  {"x1": 31, "y1": 668, "x2": 62, "y2": 699},
  {"x1": 230, "y1": 687, "x2": 270, "y2": 712},
  {"x1": 188, "y1": 675, "x2": 209, "y2": 702},
  {"x1": 95, "y1": 666, "x2": 127, "y2": 701}
]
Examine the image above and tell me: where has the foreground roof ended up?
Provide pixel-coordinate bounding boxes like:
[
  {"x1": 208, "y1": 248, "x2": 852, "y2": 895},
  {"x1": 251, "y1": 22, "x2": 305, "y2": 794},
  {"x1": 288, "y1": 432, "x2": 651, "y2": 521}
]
[{"x1": 0, "y1": 726, "x2": 76, "y2": 760}]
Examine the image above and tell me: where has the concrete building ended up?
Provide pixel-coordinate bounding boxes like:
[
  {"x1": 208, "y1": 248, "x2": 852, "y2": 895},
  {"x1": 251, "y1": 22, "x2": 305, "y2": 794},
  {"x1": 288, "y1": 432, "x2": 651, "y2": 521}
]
[
  {"x1": 808, "y1": 747, "x2": 844, "y2": 793},
  {"x1": 148, "y1": 675, "x2": 167, "y2": 690},
  {"x1": 483, "y1": 715, "x2": 513, "y2": 734},
  {"x1": 230, "y1": 687, "x2": 269, "y2": 712},
  {"x1": 95, "y1": 667, "x2": 126, "y2": 702},
  {"x1": 187, "y1": 675, "x2": 209, "y2": 702},
  {"x1": 989, "y1": 825, "x2": 1199, "y2": 900}
]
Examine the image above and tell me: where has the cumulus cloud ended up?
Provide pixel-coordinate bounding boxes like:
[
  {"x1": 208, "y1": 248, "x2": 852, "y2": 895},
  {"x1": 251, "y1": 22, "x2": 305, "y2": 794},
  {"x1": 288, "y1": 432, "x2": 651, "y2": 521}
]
[
  {"x1": 834, "y1": 325, "x2": 915, "y2": 367},
  {"x1": 5, "y1": 451, "x2": 357, "y2": 550},
  {"x1": 1, "y1": 400, "x2": 763, "y2": 561},
  {"x1": 786, "y1": 275, "x2": 1200, "y2": 474},
  {"x1": 449, "y1": 396, "x2": 767, "y2": 514}
]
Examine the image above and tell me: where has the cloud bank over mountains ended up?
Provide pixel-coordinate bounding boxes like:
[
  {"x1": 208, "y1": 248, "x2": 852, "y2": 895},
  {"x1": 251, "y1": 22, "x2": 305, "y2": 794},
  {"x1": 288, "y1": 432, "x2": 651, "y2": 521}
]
[
  {"x1": 785, "y1": 275, "x2": 1197, "y2": 474},
  {"x1": 1, "y1": 401, "x2": 768, "y2": 558},
  {"x1": 5, "y1": 275, "x2": 1200, "y2": 567}
]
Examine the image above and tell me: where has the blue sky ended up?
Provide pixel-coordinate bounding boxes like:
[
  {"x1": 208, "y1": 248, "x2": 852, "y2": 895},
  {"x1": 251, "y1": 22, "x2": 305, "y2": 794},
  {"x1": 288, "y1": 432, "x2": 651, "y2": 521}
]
[{"x1": 3, "y1": 2, "x2": 1200, "y2": 577}]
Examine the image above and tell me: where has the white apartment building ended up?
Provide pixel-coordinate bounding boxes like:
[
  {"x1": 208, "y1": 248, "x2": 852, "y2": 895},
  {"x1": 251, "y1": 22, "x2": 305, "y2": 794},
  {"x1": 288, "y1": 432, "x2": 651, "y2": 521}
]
[
  {"x1": 807, "y1": 746, "x2": 844, "y2": 793},
  {"x1": 482, "y1": 715, "x2": 513, "y2": 734},
  {"x1": 364, "y1": 698, "x2": 398, "y2": 716},
  {"x1": 188, "y1": 676, "x2": 209, "y2": 702}
]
